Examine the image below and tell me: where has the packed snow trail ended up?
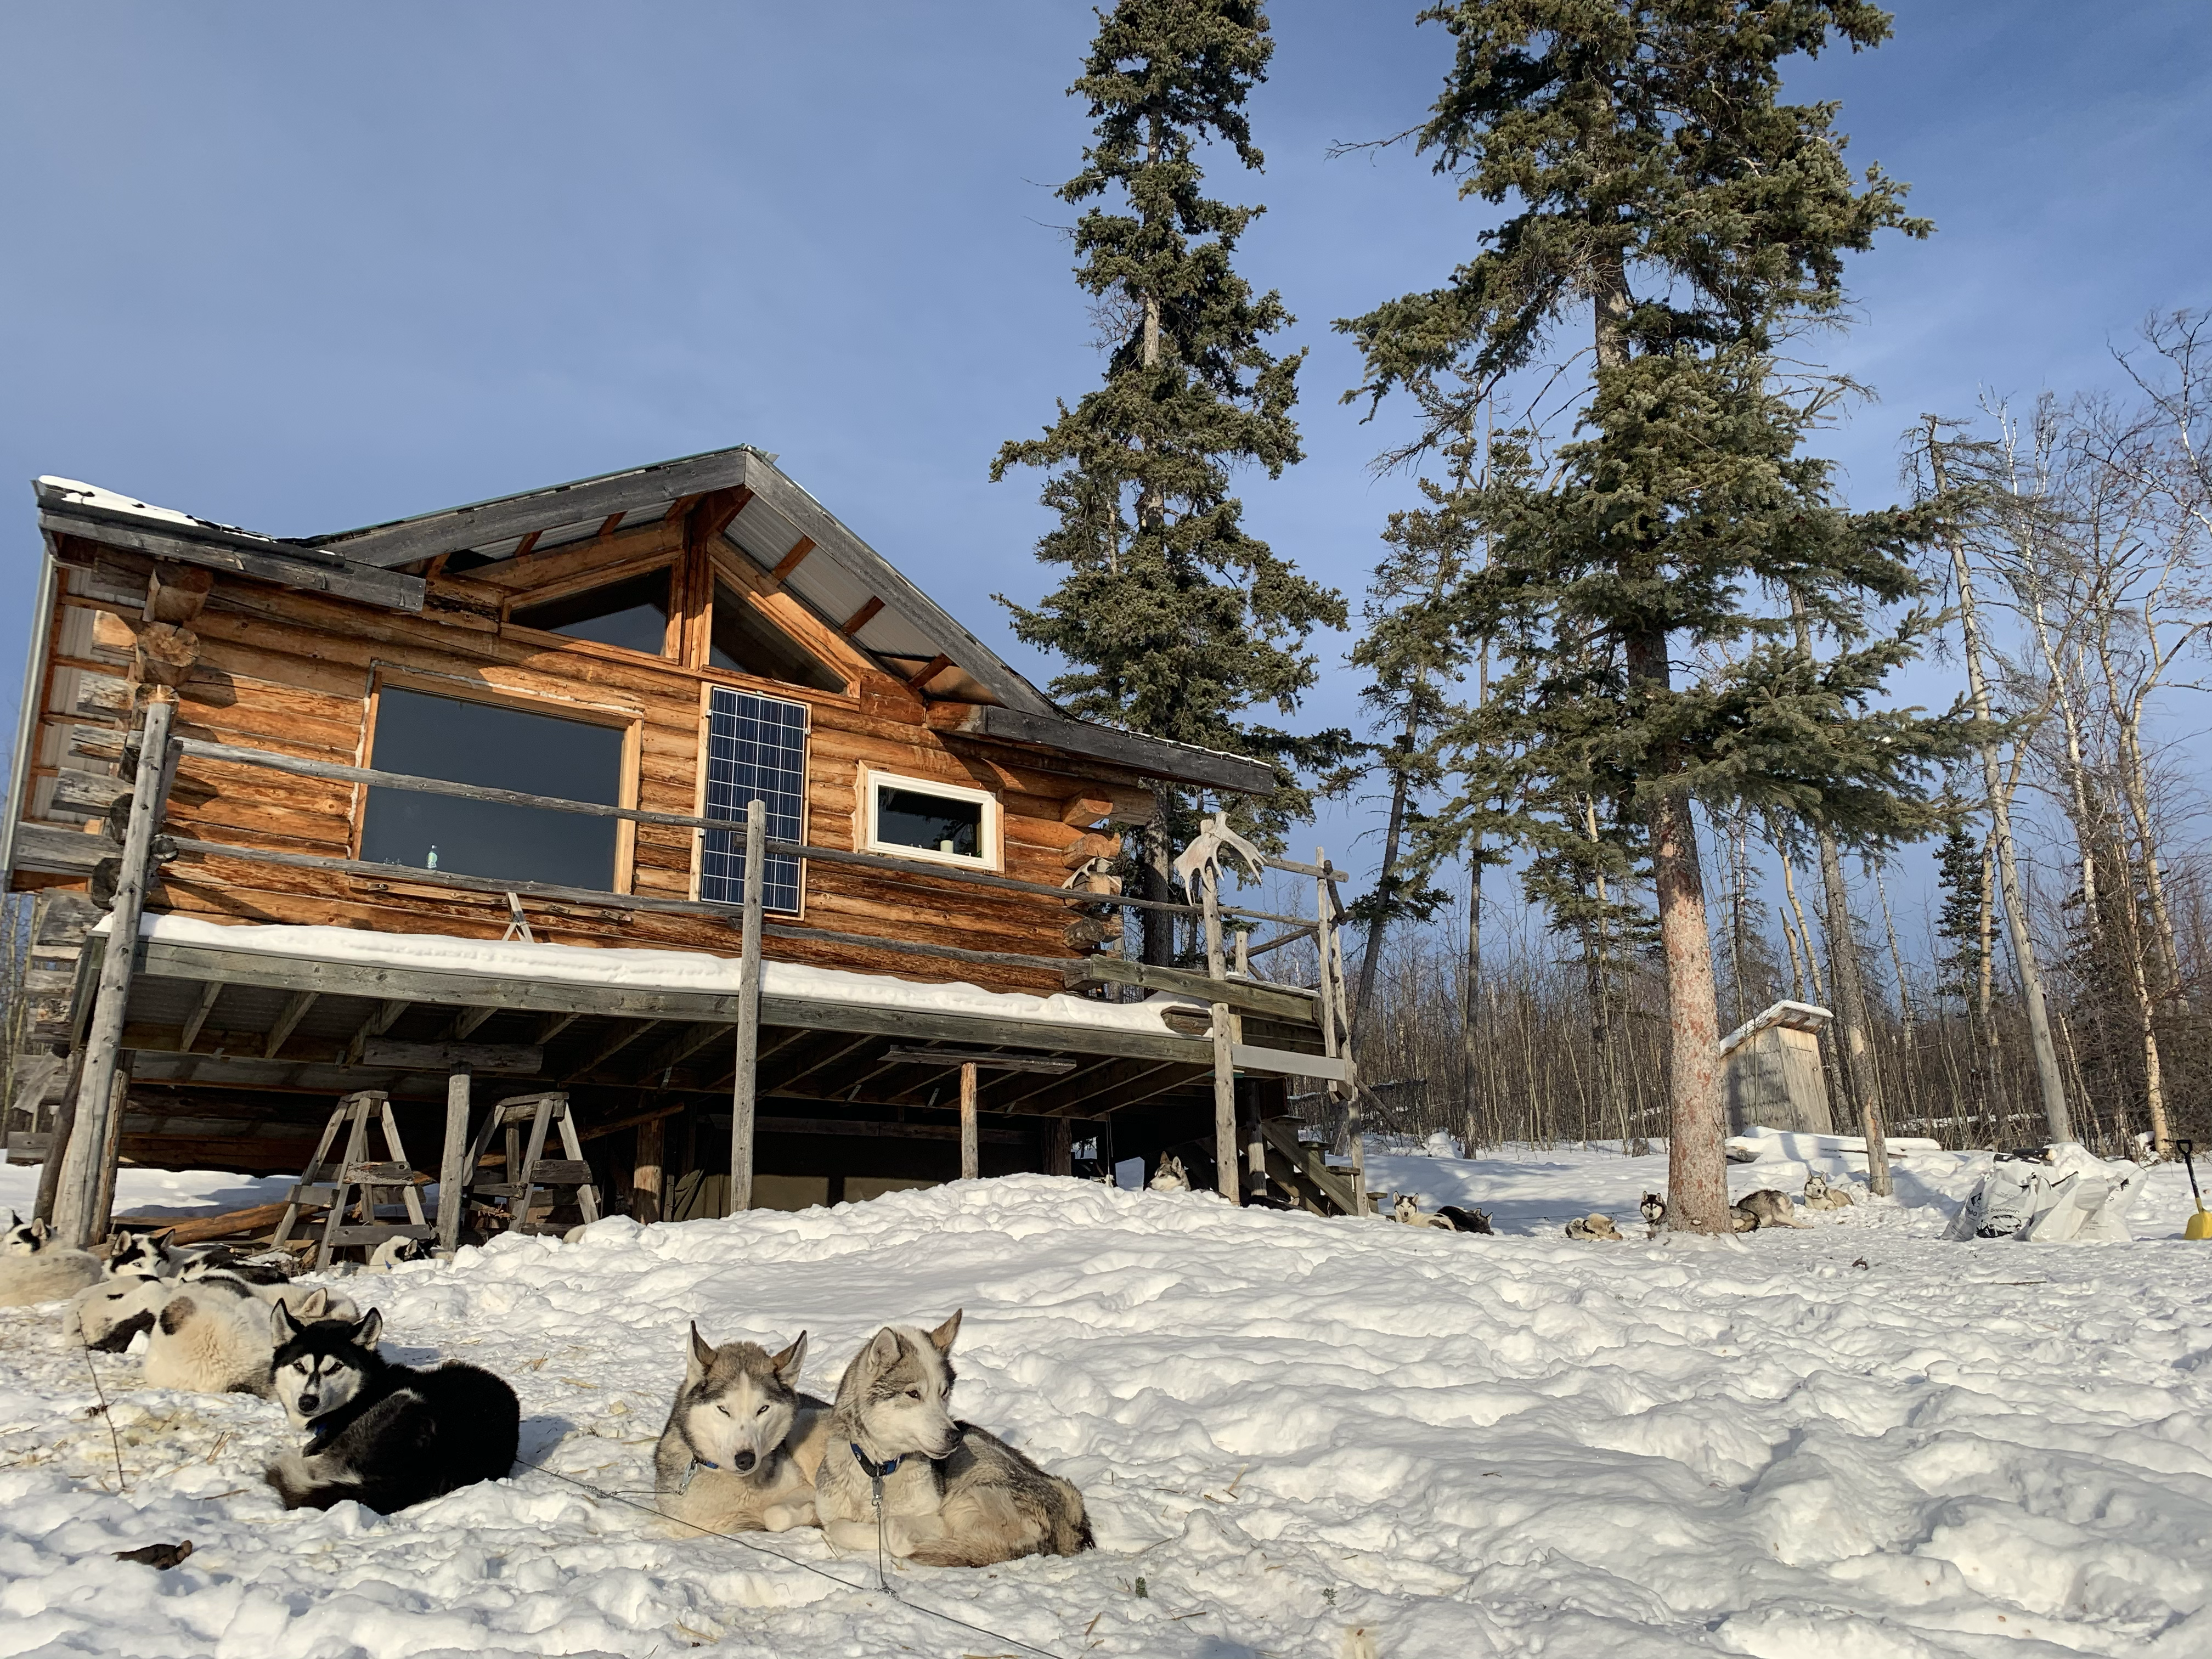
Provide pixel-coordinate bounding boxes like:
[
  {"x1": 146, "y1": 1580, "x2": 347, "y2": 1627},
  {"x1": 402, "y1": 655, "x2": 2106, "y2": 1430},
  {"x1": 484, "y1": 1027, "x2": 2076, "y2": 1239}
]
[{"x1": 2, "y1": 1152, "x2": 2209, "y2": 1657}]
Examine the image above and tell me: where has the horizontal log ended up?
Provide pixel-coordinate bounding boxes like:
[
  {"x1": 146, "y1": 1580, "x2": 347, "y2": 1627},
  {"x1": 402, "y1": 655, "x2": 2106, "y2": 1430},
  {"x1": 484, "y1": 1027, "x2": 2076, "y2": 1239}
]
[
  {"x1": 1232, "y1": 1042, "x2": 1348, "y2": 1082},
  {"x1": 111, "y1": 1201, "x2": 294, "y2": 1243},
  {"x1": 1064, "y1": 957, "x2": 1319, "y2": 1024},
  {"x1": 46, "y1": 516, "x2": 426, "y2": 612},
  {"x1": 516, "y1": 1159, "x2": 593, "y2": 1186},
  {"x1": 359, "y1": 1038, "x2": 543, "y2": 1074},
  {"x1": 755, "y1": 1114, "x2": 1029, "y2": 1144}
]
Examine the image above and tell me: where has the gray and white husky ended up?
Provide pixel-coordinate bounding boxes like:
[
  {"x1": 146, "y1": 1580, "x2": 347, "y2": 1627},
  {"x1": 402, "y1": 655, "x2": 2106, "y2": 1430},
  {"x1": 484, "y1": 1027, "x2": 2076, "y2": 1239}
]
[
  {"x1": 1803, "y1": 1172, "x2": 1856, "y2": 1210},
  {"x1": 266, "y1": 1303, "x2": 520, "y2": 1513},
  {"x1": 815, "y1": 1310, "x2": 1093, "y2": 1568},
  {"x1": 654, "y1": 1323, "x2": 828, "y2": 1533},
  {"x1": 1733, "y1": 1188, "x2": 1811, "y2": 1229}
]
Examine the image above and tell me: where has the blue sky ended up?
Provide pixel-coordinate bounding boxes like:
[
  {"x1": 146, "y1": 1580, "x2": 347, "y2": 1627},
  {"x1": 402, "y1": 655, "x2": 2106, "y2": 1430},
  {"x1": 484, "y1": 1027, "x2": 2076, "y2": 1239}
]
[{"x1": 2, "y1": 2, "x2": 2205, "y2": 933}]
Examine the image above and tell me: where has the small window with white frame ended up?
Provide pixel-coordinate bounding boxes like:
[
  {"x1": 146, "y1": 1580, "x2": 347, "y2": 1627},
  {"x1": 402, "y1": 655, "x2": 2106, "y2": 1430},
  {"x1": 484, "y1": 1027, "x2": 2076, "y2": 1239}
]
[{"x1": 861, "y1": 769, "x2": 1001, "y2": 870}]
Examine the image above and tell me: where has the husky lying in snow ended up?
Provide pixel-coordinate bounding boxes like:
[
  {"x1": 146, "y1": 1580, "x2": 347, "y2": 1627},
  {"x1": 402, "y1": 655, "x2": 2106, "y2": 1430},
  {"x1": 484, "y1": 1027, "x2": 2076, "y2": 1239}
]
[
  {"x1": 1564, "y1": 1212, "x2": 1623, "y2": 1242},
  {"x1": 104, "y1": 1229, "x2": 292, "y2": 1286},
  {"x1": 816, "y1": 1310, "x2": 1093, "y2": 1567},
  {"x1": 0, "y1": 1214, "x2": 103, "y2": 1306},
  {"x1": 1803, "y1": 1172, "x2": 1857, "y2": 1210},
  {"x1": 69, "y1": 1268, "x2": 353, "y2": 1386},
  {"x1": 654, "y1": 1323, "x2": 827, "y2": 1533},
  {"x1": 1437, "y1": 1205, "x2": 1493, "y2": 1234},
  {"x1": 1733, "y1": 1189, "x2": 1811, "y2": 1230},
  {"x1": 1391, "y1": 1195, "x2": 1493, "y2": 1234},
  {"x1": 1148, "y1": 1156, "x2": 1190, "y2": 1193},
  {"x1": 266, "y1": 1304, "x2": 519, "y2": 1514}
]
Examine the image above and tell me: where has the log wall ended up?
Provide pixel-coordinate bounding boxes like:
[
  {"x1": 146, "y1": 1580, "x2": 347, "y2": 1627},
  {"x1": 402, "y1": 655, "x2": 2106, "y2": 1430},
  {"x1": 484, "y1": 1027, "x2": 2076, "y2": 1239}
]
[{"x1": 17, "y1": 529, "x2": 1155, "y2": 996}]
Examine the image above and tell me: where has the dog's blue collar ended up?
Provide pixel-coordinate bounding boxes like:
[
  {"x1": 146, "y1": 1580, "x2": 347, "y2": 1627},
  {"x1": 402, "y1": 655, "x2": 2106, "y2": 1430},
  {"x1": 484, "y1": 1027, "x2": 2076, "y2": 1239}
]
[{"x1": 850, "y1": 1442, "x2": 901, "y2": 1480}]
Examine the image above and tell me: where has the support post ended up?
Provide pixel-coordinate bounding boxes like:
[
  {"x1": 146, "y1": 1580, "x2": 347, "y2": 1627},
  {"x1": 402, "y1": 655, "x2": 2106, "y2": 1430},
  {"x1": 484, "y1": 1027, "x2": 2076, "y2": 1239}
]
[
  {"x1": 437, "y1": 1068, "x2": 471, "y2": 1254},
  {"x1": 958, "y1": 1062, "x2": 979, "y2": 1181},
  {"x1": 89, "y1": 1063, "x2": 131, "y2": 1241},
  {"x1": 53, "y1": 694, "x2": 176, "y2": 1248},
  {"x1": 728, "y1": 798, "x2": 765, "y2": 1215},
  {"x1": 1043, "y1": 1118, "x2": 1072, "y2": 1178},
  {"x1": 633, "y1": 1115, "x2": 665, "y2": 1223},
  {"x1": 1201, "y1": 847, "x2": 1237, "y2": 1203},
  {"x1": 32, "y1": 1049, "x2": 85, "y2": 1223},
  {"x1": 1315, "y1": 847, "x2": 1369, "y2": 1217}
]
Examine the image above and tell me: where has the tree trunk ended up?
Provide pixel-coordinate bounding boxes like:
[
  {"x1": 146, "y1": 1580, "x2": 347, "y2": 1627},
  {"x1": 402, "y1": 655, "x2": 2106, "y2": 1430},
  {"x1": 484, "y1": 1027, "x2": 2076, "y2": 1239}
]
[
  {"x1": 1353, "y1": 715, "x2": 1417, "y2": 1034},
  {"x1": 1646, "y1": 781, "x2": 1729, "y2": 1232},
  {"x1": 1139, "y1": 800, "x2": 1177, "y2": 968},
  {"x1": 1925, "y1": 422, "x2": 2073, "y2": 1144},
  {"x1": 1875, "y1": 867, "x2": 1918, "y2": 1131},
  {"x1": 1814, "y1": 830, "x2": 1892, "y2": 1195},
  {"x1": 1462, "y1": 846, "x2": 1483, "y2": 1152}
]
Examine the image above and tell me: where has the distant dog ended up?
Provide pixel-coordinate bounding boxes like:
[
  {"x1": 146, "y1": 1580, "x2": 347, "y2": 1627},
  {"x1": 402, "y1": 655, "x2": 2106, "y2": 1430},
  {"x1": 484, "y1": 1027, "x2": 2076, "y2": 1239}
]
[
  {"x1": 655, "y1": 1323, "x2": 827, "y2": 1534},
  {"x1": 1149, "y1": 1156, "x2": 1190, "y2": 1193},
  {"x1": 4, "y1": 1210, "x2": 47, "y2": 1255},
  {"x1": 1391, "y1": 1194, "x2": 1436, "y2": 1227},
  {"x1": 1639, "y1": 1193, "x2": 1667, "y2": 1238},
  {"x1": 0, "y1": 1216, "x2": 104, "y2": 1307},
  {"x1": 1803, "y1": 1173, "x2": 1856, "y2": 1211},
  {"x1": 266, "y1": 1304, "x2": 518, "y2": 1514},
  {"x1": 1564, "y1": 1213, "x2": 1623, "y2": 1242},
  {"x1": 1437, "y1": 1205, "x2": 1493, "y2": 1235},
  {"x1": 816, "y1": 1310, "x2": 1092, "y2": 1567},
  {"x1": 1734, "y1": 1189, "x2": 1810, "y2": 1230}
]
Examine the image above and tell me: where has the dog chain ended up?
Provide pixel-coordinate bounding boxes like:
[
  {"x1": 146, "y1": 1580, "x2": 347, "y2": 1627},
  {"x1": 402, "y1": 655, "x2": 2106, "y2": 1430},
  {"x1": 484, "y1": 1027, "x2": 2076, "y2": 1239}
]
[
  {"x1": 77, "y1": 1339, "x2": 128, "y2": 1493},
  {"x1": 870, "y1": 1464, "x2": 889, "y2": 1592}
]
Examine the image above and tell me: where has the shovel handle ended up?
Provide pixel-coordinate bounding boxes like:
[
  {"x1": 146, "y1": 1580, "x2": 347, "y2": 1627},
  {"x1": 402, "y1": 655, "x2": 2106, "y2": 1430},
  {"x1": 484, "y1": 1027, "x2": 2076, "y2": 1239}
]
[{"x1": 2182, "y1": 1139, "x2": 2206, "y2": 1208}]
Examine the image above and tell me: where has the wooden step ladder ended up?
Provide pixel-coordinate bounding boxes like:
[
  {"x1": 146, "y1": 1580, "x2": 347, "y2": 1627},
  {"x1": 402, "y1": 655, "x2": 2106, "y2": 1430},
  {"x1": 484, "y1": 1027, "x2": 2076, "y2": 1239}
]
[
  {"x1": 462, "y1": 1091, "x2": 601, "y2": 1235},
  {"x1": 272, "y1": 1090, "x2": 439, "y2": 1269},
  {"x1": 1257, "y1": 1116, "x2": 1358, "y2": 1217}
]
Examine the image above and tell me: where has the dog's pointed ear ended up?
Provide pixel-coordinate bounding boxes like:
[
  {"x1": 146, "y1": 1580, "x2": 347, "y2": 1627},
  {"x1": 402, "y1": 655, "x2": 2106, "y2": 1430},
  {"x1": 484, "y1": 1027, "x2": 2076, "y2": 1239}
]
[
  {"x1": 770, "y1": 1331, "x2": 806, "y2": 1387},
  {"x1": 152, "y1": 1228, "x2": 177, "y2": 1259},
  {"x1": 868, "y1": 1327, "x2": 902, "y2": 1369},
  {"x1": 30, "y1": 1218, "x2": 52, "y2": 1245},
  {"x1": 272, "y1": 1299, "x2": 304, "y2": 1343},
  {"x1": 926, "y1": 1308, "x2": 962, "y2": 1357},
  {"x1": 353, "y1": 1307, "x2": 382, "y2": 1349},
  {"x1": 686, "y1": 1321, "x2": 716, "y2": 1383},
  {"x1": 299, "y1": 1288, "x2": 330, "y2": 1320},
  {"x1": 4, "y1": 1209, "x2": 16, "y2": 1228}
]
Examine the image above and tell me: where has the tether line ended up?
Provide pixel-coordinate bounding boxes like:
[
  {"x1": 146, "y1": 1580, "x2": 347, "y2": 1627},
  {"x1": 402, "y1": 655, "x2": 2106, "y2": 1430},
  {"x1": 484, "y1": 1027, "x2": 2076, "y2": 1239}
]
[{"x1": 516, "y1": 1457, "x2": 1073, "y2": 1659}]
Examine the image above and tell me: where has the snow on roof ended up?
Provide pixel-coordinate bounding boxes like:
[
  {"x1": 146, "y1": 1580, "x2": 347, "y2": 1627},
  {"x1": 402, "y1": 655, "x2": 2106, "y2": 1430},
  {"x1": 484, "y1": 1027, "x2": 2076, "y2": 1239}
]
[
  {"x1": 1719, "y1": 998, "x2": 1834, "y2": 1055},
  {"x1": 35, "y1": 476, "x2": 276, "y2": 541},
  {"x1": 105, "y1": 912, "x2": 1195, "y2": 1039}
]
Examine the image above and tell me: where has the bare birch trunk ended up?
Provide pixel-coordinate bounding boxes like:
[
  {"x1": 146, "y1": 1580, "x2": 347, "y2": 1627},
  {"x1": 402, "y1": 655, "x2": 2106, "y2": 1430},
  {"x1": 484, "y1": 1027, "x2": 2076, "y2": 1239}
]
[{"x1": 1925, "y1": 421, "x2": 2073, "y2": 1143}]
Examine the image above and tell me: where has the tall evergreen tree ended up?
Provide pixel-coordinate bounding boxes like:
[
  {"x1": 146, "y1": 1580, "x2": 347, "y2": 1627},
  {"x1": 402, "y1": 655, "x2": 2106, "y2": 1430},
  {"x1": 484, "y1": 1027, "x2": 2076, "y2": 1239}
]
[
  {"x1": 994, "y1": 0, "x2": 1347, "y2": 963},
  {"x1": 1340, "y1": 2, "x2": 1965, "y2": 1230}
]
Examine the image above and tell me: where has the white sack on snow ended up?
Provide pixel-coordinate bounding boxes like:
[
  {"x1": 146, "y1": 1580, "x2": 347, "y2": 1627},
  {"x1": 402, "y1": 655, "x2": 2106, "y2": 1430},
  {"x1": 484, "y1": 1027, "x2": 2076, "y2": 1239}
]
[{"x1": 1943, "y1": 1143, "x2": 2145, "y2": 1242}]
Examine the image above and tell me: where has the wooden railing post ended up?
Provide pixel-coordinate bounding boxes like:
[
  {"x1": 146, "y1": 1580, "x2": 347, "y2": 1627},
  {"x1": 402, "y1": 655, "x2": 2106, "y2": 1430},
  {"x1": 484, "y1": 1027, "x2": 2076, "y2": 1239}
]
[
  {"x1": 437, "y1": 1066, "x2": 471, "y2": 1254},
  {"x1": 958, "y1": 1062, "x2": 979, "y2": 1180},
  {"x1": 1201, "y1": 837, "x2": 1238, "y2": 1203},
  {"x1": 1313, "y1": 845, "x2": 1369, "y2": 1217},
  {"x1": 53, "y1": 694, "x2": 175, "y2": 1248},
  {"x1": 728, "y1": 798, "x2": 765, "y2": 1215}
]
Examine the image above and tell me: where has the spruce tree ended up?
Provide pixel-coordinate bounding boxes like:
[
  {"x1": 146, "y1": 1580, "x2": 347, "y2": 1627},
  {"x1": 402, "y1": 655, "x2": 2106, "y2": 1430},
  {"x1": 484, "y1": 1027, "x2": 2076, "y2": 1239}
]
[
  {"x1": 1340, "y1": 2, "x2": 1964, "y2": 1230},
  {"x1": 994, "y1": 0, "x2": 1347, "y2": 963}
]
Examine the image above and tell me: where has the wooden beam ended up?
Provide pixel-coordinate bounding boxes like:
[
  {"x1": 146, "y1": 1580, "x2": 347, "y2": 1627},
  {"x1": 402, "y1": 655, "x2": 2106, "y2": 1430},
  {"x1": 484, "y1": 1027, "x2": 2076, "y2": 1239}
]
[
  {"x1": 177, "y1": 979, "x2": 223, "y2": 1051},
  {"x1": 533, "y1": 1011, "x2": 581, "y2": 1045},
  {"x1": 758, "y1": 1114, "x2": 1028, "y2": 1146},
  {"x1": 131, "y1": 938, "x2": 1218, "y2": 1066},
  {"x1": 510, "y1": 529, "x2": 542, "y2": 561},
  {"x1": 1064, "y1": 958, "x2": 1319, "y2": 1025},
  {"x1": 935, "y1": 702, "x2": 1275, "y2": 796},
  {"x1": 904, "y1": 652, "x2": 955, "y2": 692},
  {"x1": 879, "y1": 1047, "x2": 1075, "y2": 1074},
  {"x1": 771, "y1": 537, "x2": 816, "y2": 582},
  {"x1": 264, "y1": 990, "x2": 318, "y2": 1059},
  {"x1": 687, "y1": 487, "x2": 751, "y2": 548},
  {"x1": 958, "y1": 1062, "x2": 979, "y2": 1180},
  {"x1": 596, "y1": 512, "x2": 627, "y2": 539},
  {"x1": 840, "y1": 595, "x2": 884, "y2": 636},
  {"x1": 730, "y1": 798, "x2": 765, "y2": 1215},
  {"x1": 360, "y1": 1038, "x2": 543, "y2": 1074},
  {"x1": 342, "y1": 998, "x2": 409, "y2": 1065},
  {"x1": 44, "y1": 516, "x2": 426, "y2": 612},
  {"x1": 632, "y1": 1020, "x2": 729, "y2": 1082},
  {"x1": 1233, "y1": 1043, "x2": 1352, "y2": 1082},
  {"x1": 437, "y1": 1070, "x2": 470, "y2": 1254},
  {"x1": 565, "y1": 1020, "x2": 661, "y2": 1080}
]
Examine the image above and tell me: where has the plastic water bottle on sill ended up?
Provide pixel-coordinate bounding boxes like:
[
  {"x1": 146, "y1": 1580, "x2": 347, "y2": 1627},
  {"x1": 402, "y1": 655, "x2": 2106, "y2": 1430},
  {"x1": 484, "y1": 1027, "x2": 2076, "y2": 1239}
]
[{"x1": 427, "y1": 845, "x2": 440, "y2": 871}]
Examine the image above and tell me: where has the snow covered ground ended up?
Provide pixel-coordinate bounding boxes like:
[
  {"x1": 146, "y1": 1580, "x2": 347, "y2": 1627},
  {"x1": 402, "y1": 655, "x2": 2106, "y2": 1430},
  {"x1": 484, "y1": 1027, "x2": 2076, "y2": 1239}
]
[{"x1": 3, "y1": 1146, "x2": 2210, "y2": 1657}]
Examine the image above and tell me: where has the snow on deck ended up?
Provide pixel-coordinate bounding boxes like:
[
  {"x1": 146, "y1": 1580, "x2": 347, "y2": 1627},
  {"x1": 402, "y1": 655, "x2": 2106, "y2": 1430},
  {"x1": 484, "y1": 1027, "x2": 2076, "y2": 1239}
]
[
  {"x1": 109, "y1": 911, "x2": 1198, "y2": 1037},
  {"x1": 3, "y1": 1148, "x2": 2209, "y2": 1657}
]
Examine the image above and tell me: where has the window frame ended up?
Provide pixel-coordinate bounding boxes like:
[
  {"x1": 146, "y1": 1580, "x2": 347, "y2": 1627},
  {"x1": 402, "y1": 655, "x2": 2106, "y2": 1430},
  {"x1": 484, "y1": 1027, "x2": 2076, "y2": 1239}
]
[
  {"x1": 501, "y1": 554, "x2": 682, "y2": 663},
  {"x1": 356, "y1": 669, "x2": 644, "y2": 897},
  {"x1": 856, "y1": 765, "x2": 1003, "y2": 873}
]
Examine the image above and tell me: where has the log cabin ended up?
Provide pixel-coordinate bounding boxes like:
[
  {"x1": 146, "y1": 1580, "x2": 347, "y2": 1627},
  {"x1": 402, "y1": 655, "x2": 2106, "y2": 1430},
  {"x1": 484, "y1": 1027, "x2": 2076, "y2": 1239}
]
[{"x1": 4, "y1": 447, "x2": 1363, "y2": 1248}]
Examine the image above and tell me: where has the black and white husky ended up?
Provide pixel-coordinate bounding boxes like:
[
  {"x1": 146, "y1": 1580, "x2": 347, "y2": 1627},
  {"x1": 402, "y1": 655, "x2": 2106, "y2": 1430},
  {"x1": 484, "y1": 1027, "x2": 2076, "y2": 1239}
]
[
  {"x1": 0, "y1": 1212, "x2": 103, "y2": 1306},
  {"x1": 654, "y1": 1323, "x2": 827, "y2": 1533},
  {"x1": 815, "y1": 1310, "x2": 1093, "y2": 1567},
  {"x1": 265, "y1": 1304, "x2": 520, "y2": 1514}
]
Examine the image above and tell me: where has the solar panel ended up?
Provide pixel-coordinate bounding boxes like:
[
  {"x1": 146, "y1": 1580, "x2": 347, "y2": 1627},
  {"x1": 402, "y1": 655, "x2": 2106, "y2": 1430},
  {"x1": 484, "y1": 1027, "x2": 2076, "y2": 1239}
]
[{"x1": 702, "y1": 687, "x2": 806, "y2": 913}]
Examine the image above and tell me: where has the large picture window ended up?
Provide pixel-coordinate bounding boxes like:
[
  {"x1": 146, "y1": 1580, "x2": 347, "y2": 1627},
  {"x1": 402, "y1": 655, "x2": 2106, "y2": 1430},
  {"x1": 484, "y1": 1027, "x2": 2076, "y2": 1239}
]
[
  {"x1": 709, "y1": 582, "x2": 845, "y2": 693},
  {"x1": 861, "y1": 769, "x2": 1000, "y2": 871},
  {"x1": 360, "y1": 687, "x2": 625, "y2": 890},
  {"x1": 701, "y1": 687, "x2": 806, "y2": 913}
]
